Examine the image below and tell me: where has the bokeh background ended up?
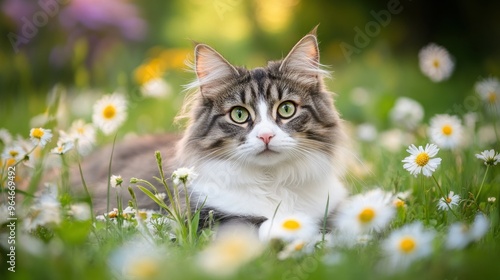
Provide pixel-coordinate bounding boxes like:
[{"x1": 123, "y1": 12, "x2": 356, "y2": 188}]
[{"x1": 1, "y1": 0, "x2": 499, "y2": 137}]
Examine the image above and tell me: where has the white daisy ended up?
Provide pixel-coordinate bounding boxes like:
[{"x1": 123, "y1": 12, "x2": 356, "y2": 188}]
[
  {"x1": 154, "y1": 192, "x2": 167, "y2": 201},
  {"x1": 198, "y1": 224, "x2": 264, "y2": 276},
  {"x1": 392, "y1": 191, "x2": 412, "y2": 209},
  {"x1": 69, "y1": 203, "x2": 91, "y2": 221},
  {"x1": 475, "y1": 149, "x2": 500, "y2": 166},
  {"x1": 437, "y1": 191, "x2": 461, "y2": 211},
  {"x1": 402, "y1": 143, "x2": 442, "y2": 177},
  {"x1": 141, "y1": 78, "x2": 172, "y2": 98},
  {"x1": 0, "y1": 128, "x2": 12, "y2": 144},
  {"x1": 64, "y1": 119, "x2": 96, "y2": 155},
  {"x1": 172, "y1": 167, "x2": 198, "y2": 186},
  {"x1": 92, "y1": 93, "x2": 128, "y2": 135},
  {"x1": 389, "y1": 97, "x2": 425, "y2": 130},
  {"x1": 488, "y1": 197, "x2": 496, "y2": 203},
  {"x1": 428, "y1": 114, "x2": 463, "y2": 149},
  {"x1": 379, "y1": 128, "x2": 415, "y2": 153},
  {"x1": 475, "y1": 77, "x2": 499, "y2": 108},
  {"x1": 418, "y1": 43, "x2": 454, "y2": 82},
  {"x1": 259, "y1": 214, "x2": 318, "y2": 242},
  {"x1": 334, "y1": 189, "x2": 395, "y2": 235},
  {"x1": 24, "y1": 183, "x2": 61, "y2": 231},
  {"x1": 2, "y1": 145, "x2": 25, "y2": 165},
  {"x1": 110, "y1": 175, "x2": 123, "y2": 188},
  {"x1": 357, "y1": 123, "x2": 378, "y2": 142},
  {"x1": 446, "y1": 214, "x2": 489, "y2": 250},
  {"x1": 50, "y1": 140, "x2": 74, "y2": 155},
  {"x1": 29, "y1": 127, "x2": 53, "y2": 147},
  {"x1": 381, "y1": 222, "x2": 435, "y2": 272},
  {"x1": 109, "y1": 236, "x2": 167, "y2": 279}
]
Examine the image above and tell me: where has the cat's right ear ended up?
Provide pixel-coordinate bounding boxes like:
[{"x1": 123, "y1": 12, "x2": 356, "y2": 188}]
[{"x1": 194, "y1": 44, "x2": 238, "y2": 92}]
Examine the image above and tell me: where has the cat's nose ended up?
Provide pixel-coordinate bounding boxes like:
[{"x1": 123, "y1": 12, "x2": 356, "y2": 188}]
[{"x1": 258, "y1": 132, "x2": 275, "y2": 145}]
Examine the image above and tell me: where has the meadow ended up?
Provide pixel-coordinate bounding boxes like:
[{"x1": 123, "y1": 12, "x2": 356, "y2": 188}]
[{"x1": 1, "y1": 1, "x2": 500, "y2": 279}]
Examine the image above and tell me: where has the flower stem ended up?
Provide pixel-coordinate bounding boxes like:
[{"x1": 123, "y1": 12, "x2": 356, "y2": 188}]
[
  {"x1": 431, "y1": 175, "x2": 459, "y2": 219},
  {"x1": 475, "y1": 165, "x2": 490, "y2": 202}
]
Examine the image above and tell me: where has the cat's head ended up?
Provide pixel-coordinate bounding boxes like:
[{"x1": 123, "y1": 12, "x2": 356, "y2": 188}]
[{"x1": 178, "y1": 28, "x2": 344, "y2": 168}]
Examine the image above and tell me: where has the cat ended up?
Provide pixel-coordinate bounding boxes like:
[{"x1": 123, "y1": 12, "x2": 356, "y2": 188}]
[{"x1": 75, "y1": 26, "x2": 349, "y2": 229}]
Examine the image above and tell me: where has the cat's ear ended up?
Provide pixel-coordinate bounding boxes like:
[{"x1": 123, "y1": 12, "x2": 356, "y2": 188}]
[
  {"x1": 279, "y1": 27, "x2": 327, "y2": 85},
  {"x1": 193, "y1": 44, "x2": 238, "y2": 92}
]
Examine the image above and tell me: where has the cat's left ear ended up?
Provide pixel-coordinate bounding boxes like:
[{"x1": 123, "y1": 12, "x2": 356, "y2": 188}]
[{"x1": 279, "y1": 26, "x2": 326, "y2": 85}]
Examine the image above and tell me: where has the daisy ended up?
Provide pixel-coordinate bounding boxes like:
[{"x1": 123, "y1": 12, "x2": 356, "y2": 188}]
[
  {"x1": 488, "y1": 197, "x2": 496, "y2": 203},
  {"x1": 66, "y1": 119, "x2": 96, "y2": 155},
  {"x1": 69, "y1": 203, "x2": 91, "y2": 221},
  {"x1": 389, "y1": 97, "x2": 424, "y2": 130},
  {"x1": 110, "y1": 175, "x2": 123, "y2": 188},
  {"x1": 50, "y1": 140, "x2": 74, "y2": 155},
  {"x1": 428, "y1": 114, "x2": 463, "y2": 149},
  {"x1": 141, "y1": 77, "x2": 172, "y2": 98},
  {"x1": 92, "y1": 93, "x2": 128, "y2": 135},
  {"x1": 446, "y1": 214, "x2": 489, "y2": 250},
  {"x1": 357, "y1": 123, "x2": 378, "y2": 142},
  {"x1": 1, "y1": 145, "x2": 25, "y2": 165},
  {"x1": 381, "y1": 222, "x2": 436, "y2": 272},
  {"x1": 154, "y1": 192, "x2": 167, "y2": 201},
  {"x1": 259, "y1": 214, "x2": 318, "y2": 242},
  {"x1": 0, "y1": 128, "x2": 12, "y2": 144},
  {"x1": 402, "y1": 143, "x2": 442, "y2": 177},
  {"x1": 198, "y1": 224, "x2": 264, "y2": 276},
  {"x1": 437, "y1": 191, "x2": 461, "y2": 211},
  {"x1": 29, "y1": 127, "x2": 53, "y2": 147},
  {"x1": 418, "y1": 43, "x2": 454, "y2": 82},
  {"x1": 172, "y1": 167, "x2": 198, "y2": 186},
  {"x1": 392, "y1": 191, "x2": 412, "y2": 209},
  {"x1": 24, "y1": 183, "x2": 61, "y2": 231},
  {"x1": 475, "y1": 77, "x2": 499, "y2": 107},
  {"x1": 109, "y1": 236, "x2": 167, "y2": 279},
  {"x1": 334, "y1": 189, "x2": 395, "y2": 235},
  {"x1": 475, "y1": 149, "x2": 500, "y2": 166}
]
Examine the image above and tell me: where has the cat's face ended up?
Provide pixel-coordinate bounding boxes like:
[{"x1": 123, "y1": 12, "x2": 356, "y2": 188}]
[{"x1": 181, "y1": 30, "x2": 342, "y2": 168}]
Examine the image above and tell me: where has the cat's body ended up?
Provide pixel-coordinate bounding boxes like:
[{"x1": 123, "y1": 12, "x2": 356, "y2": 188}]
[{"x1": 76, "y1": 27, "x2": 349, "y2": 227}]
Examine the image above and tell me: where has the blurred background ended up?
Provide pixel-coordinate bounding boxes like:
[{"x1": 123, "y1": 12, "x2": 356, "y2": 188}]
[{"x1": 1, "y1": 0, "x2": 499, "y2": 137}]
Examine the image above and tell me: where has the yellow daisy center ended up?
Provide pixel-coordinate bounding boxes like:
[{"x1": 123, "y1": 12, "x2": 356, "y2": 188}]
[
  {"x1": 432, "y1": 59, "x2": 440, "y2": 68},
  {"x1": 138, "y1": 211, "x2": 148, "y2": 220},
  {"x1": 445, "y1": 197, "x2": 452, "y2": 204},
  {"x1": 441, "y1": 124, "x2": 453, "y2": 136},
  {"x1": 6, "y1": 158, "x2": 16, "y2": 166},
  {"x1": 76, "y1": 127, "x2": 85, "y2": 134},
  {"x1": 127, "y1": 259, "x2": 160, "y2": 278},
  {"x1": 394, "y1": 199, "x2": 405, "y2": 208},
  {"x1": 399, "y1": 237, "x2": 416, "y2": 254},
  {"x1": 488, "y1": 92, "x2": 496, "y2": 103},
  {"x1": 102, "y1": 105, "x2": 117, "y2": 120},
  {"x1": 358, "y1": 208, "x2": 375, "y2": 223},
  {"x1": 415, "y1": 152, "x2": 430, "y2": 167},
  {"x1": 32, "y1": 128, "x2": 44, "y2": 139},
  {"x1": 9, "y1": 150, "x2": 19, "y2": 157},
  {"x1": 294, "y1": 242, "x2": 305, "y2": 251},
  {"x1": 282, "y1": 219, "x2": 301, "y2": 231}
]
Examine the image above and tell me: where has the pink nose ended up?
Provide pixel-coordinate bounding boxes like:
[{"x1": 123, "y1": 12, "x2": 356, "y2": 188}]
[{"x1": 258, "y1": 133, "x2": 275, "y2": 145}]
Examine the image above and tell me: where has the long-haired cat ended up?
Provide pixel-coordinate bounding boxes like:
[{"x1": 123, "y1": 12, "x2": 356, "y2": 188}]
[{"x1": 77, "y1": 27, "x2": 348, "y2": 228}]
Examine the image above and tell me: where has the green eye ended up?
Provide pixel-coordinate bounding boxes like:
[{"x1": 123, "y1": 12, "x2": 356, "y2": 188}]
[
  {"x1": 277, "y1": 101, "x2": 296, "y2": 119},
  {"x1": 230, "y1": 106, "x2": 250, "y2": 124}
]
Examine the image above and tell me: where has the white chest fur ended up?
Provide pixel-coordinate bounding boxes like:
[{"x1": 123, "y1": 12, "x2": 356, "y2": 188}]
[{"x1": 190, "y1": 157, "x2": 347, "y2": 220}]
